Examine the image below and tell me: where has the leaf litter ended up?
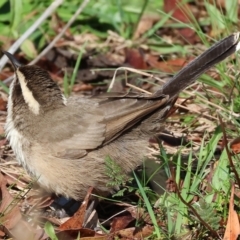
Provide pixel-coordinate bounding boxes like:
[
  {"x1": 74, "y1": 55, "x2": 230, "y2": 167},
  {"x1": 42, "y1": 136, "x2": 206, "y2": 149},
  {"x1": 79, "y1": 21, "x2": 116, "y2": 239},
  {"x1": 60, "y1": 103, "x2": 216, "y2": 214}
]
[{"x1": 0, "y1": 0, "x2": 240, "y2": 239}]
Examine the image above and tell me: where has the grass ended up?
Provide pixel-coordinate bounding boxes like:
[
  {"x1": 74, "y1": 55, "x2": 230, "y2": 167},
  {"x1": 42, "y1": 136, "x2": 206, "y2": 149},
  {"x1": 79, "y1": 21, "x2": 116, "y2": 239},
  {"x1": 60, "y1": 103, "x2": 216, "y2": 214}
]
[
  {"x1": 1, "y1": 0, "x2": 240, "y2": 239},
  {"x1": 63, "y1": 41, "x2": 87, "y2": 96},
  {"x1": 44, "y1": 222, "x2": 58, "y2": 240},
  {"x1": 134, "y1": 171, "x2": 162, "y2": 239},
  {"x1": 149, "y1": 129, "x2": 230, "y2": 238},
  {"x1": 0, "y1": 0, "x2": 162, "y2": 55}
]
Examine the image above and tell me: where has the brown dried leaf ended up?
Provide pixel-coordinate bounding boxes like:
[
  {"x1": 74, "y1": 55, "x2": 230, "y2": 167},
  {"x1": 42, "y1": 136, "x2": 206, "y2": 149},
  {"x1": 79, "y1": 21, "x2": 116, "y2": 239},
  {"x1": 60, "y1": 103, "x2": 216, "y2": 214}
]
[
  {"x1": 0, "y1": 71, "x2": 13, "y2": 81},
  {"x1": 0, "y1": 172, "x2": 44, "y2": 239},
  {"x1": 164, "y1": 0, "x2": 196, "y2": 43},
  {"x1": 110, "y1": 215, "x2": 134, "y2": 233},
  {"x1": 73, "y1": 83, "x2": 93, "y2": 92},
  {"x1": 74, "y1": 33, "x2": 100, "y2": 45},
  {"x1": 133, "y1": 15, "x2": 159, "y2": 40},
  {"x1": 1, "y1": 168, "x2": 31, "y2": 191},
  {"x1": 194, "y1": 117, "x2": 216, "y2": 133},
  {"x1": 147, "y1": 55, "x2": 192, "y2": 73},
  {"x1": 25, "y1": 194, "x2": 54, "y2": 210},
  {"x1": 0, "y1": 174, "x2": 22, "y2": 230},
  {"x1": 223, "y1": 183, "x2": 240, "y2": 240},
  {"x1": 114, "y1": 225, "x2": 154, "y2": 238},
  {"x1": 230, "y1": 137, "x2": 240, "y2": 154},
  {"x1": 125, "y1": 48, "x2": 148, "y2": 70},
  {"x1": 126, "y1": 207, "x2": 153, "y2": 225},
  {"x1": 0, "y1": 98, "x2": 7, "y2": 111},
  {"x1": 127, "y1": 206, "x2": 144, "y2": 220},
  {"x1": 57, "y1": 228, "x2": 95, "y2": 240},
  {"x1": 59, "y1": 187, "x2": 94, "y2": 230}
]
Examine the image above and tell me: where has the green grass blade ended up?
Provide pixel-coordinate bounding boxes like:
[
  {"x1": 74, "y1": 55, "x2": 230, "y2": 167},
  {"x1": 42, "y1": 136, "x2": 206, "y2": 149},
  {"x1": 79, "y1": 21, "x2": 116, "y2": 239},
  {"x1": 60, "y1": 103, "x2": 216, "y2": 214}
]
[
  {"x1": 69, "y1": 41, "x2": 87, "y2": 91},
  {"x1": 133, "y1": 171, "x2": 162, "y2": 238},
  {"x1": 10, "y1": 0, "x2": 22, "y2": 37},
  {"x1": 0, "y1": 80, "x2": 9, "y2": 94},
  {"x1": 131, "y1": 0, "x2": 149, "y2": 39},
  {"x1": 44, "y1": 222, "x2": 58, "y2": 240}
]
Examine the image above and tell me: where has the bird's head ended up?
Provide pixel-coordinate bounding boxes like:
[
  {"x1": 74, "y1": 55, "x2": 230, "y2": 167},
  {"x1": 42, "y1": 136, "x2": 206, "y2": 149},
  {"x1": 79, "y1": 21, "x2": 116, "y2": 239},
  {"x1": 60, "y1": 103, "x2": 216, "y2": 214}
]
[{"x1": 4, "y1": 51, "x2": 66, "y2": 115}]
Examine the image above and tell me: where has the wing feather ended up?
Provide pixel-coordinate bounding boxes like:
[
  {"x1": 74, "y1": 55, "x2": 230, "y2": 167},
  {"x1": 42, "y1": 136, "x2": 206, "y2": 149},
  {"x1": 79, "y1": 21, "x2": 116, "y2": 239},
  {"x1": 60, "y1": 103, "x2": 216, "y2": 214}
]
[{"x1": 34, "y1": 93, "x2": 169, "y2": 159}]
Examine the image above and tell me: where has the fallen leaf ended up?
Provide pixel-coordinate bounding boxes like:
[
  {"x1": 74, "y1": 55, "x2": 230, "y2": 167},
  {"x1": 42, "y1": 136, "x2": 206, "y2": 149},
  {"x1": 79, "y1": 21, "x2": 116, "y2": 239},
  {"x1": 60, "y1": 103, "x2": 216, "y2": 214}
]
[
  {"x1": 146, "y1": 55, "x2": 193, "y2": 74},
  {"x1": 0, "y1": 172, "x2": 45, "y2": 239},
  {"x1": 0, "y1": 70, "x2": 14, "y2": 80},
  {"x1": 57, "y1": 228, "x2": 95, "y2": 240},
  {"x1": 223, "y1": 183, "x2": 240, "y2": 239},
  {"x1": 194, "y1": 117, "x2": 216, "y2": 133},
  {"x1": 110, "y1": 215, "x2": 134, "y2": 232},
  {"x1": 164, "y1": 0, "x2": 196, "y2": 43},
  {"x1": 124, "y1": 48, "x2": 148, "y2": 70},
  {"x1": 230, "y1": 137, "x2": 240, "y2": 154},
  {"x1": 73, "y1": 83, "x2": 93, "y2": 92},
  {"x1": 59, "y1": 187, "x2": 96, "y2": 230},
  {"x1": 114, "y1": 225, "x2": 154, "y2": 238},
  {"x1": 133, "y1": 14, "x2": 159, "y2": 40},
  {"x1": 74, "y1": 33, "x2": 100, "y2": 45}
]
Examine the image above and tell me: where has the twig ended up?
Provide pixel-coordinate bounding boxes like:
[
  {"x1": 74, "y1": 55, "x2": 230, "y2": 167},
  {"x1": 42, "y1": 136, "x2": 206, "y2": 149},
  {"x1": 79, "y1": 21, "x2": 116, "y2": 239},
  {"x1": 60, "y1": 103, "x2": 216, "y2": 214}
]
[
  {"x1": 228, "y1": 72, "x2": 240, "y2": 103},
  {"x1": 30, "y1": 0, "x2": 90, "y2": 65},
  {"x1": 108, "y1": 66, "x2": 163, "y2": 91},
  {"x1": 0, "y1": 0, "x2": 64, "y2": 71},
  {"x1": 2, "y1": 0, "x2": 90, "y2": 85},
  {"x1": 218, "y1": 115, "x2": 240, "y2": 188},
  {"x1": 172, "y1": 170, "x2": 219, "y2": 238}
]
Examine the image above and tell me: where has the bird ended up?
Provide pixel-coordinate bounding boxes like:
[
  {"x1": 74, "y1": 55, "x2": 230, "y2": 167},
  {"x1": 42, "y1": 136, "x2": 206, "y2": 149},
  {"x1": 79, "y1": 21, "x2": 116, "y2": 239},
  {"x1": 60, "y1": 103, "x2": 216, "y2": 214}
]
[{"x1": 3, "y1": 33, "x2": 240, "y2": 200}]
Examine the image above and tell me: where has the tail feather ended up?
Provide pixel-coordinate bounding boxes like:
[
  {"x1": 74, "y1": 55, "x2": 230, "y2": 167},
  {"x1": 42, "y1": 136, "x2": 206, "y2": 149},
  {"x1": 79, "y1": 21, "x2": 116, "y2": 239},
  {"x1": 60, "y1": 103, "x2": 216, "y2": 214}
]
[{"x1": 155, "y1": 33, "x2": 240, "y2": 98}]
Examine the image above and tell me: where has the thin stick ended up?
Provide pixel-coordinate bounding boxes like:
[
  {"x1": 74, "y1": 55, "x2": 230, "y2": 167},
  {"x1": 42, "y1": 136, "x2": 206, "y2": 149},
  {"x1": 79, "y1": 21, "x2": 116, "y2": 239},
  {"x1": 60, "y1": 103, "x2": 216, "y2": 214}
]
[
  {"x1": 108, "y1": 66, "x2": 163, "y2": 91},
  {"x1": 0, "y1": 0, "x2": 64, "y2": 71},
  {"x1": 30, "y1": 0, "x2": 90, "y2": 65},
  {"x1": 219, "y1": 115, "x2": 240, "y2": 188},
  {"x1": 2, "y1": 0, "x2": 90, "y2": 85}
]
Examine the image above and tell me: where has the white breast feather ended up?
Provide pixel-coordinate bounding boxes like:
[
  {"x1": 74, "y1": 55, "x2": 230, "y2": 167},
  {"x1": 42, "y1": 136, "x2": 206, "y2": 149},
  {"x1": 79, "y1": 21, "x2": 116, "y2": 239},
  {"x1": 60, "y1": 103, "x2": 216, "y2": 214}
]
[{"x1": 5, "y1": 78, "x2": 28, "y2": 169}]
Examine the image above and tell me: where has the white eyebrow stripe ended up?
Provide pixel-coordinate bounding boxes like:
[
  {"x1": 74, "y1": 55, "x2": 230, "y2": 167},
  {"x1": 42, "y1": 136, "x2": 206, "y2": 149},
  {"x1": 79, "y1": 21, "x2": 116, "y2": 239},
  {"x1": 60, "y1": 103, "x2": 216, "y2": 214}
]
[{"x1": 16, "y1": 69, "x2": 40, "y2": 115}]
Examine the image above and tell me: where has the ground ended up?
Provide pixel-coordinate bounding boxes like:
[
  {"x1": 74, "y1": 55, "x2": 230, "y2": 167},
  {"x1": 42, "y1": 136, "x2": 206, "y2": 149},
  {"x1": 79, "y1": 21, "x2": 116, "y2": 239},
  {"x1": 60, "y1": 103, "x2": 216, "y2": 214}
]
[{"x1": 0, "y1": 0, "x2": 240, "y2": 239}]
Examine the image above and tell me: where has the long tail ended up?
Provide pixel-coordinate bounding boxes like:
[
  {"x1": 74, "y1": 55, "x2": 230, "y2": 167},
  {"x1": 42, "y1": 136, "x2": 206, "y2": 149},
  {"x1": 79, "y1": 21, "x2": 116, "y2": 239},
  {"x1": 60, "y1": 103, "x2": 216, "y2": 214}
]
[{"x1": 154, "y1": 33, "x2": 240, "y2": 98}]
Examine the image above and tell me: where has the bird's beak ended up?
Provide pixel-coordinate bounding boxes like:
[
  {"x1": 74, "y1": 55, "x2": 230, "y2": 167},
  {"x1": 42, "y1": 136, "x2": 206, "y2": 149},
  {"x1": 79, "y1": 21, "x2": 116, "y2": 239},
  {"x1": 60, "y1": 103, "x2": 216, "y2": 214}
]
[{"x1": 3, "y1": 51, "x2": 22, "y2": 70}]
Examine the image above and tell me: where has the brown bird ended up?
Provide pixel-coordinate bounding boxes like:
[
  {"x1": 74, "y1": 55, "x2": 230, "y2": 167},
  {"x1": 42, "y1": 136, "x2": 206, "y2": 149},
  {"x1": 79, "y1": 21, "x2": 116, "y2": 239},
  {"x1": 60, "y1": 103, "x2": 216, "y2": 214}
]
[{"x1": 3, "y1": 33, "x2": 240, "y2": 200}]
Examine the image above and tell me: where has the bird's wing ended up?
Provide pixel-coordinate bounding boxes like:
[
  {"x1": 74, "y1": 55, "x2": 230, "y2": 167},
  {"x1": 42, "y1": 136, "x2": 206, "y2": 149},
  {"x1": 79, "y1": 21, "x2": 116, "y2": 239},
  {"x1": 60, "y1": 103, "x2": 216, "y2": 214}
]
[
  {"x1": 68, "y1": 92, "x2": 170, "y2": 145},
  {"x1": 33, "y1": 93, "x2": 169, "y2": 159},
  {"x1": 92, "y1": 92, "x2": 170, "y2": 143},
  {"x1": 33, "y1": 97, "x2": 105, "y2": 152}
]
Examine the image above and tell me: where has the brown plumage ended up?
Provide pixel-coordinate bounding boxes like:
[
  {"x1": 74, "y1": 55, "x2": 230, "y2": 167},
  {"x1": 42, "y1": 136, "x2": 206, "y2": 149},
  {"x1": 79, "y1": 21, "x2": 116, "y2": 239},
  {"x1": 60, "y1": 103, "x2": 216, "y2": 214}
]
[{"x1": 3, "y1": 33, "x2": 240, "y2": 200}]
